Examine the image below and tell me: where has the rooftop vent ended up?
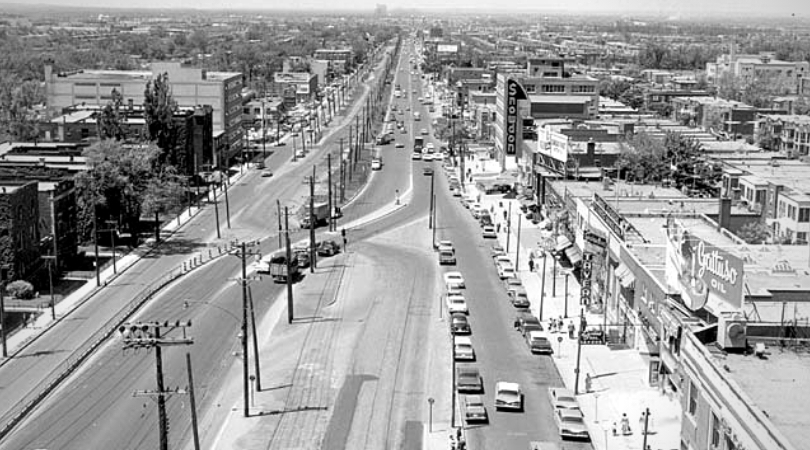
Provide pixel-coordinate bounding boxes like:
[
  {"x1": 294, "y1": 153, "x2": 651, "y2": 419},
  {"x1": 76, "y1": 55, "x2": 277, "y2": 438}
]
[{"x1": 771, "y1": 260, "x2": 796, "y2": 274}]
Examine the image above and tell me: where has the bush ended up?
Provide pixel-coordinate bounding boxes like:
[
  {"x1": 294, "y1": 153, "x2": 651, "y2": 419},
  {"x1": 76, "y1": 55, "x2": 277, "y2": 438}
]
[{"x1": 6, "y1": 280, "x2": 35, "y2": 300}]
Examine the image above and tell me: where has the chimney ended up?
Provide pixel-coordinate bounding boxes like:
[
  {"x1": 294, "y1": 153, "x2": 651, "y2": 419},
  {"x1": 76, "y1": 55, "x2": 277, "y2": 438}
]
[{"x1": 718, "y1": 197, "x2": 732, "y2": 231}]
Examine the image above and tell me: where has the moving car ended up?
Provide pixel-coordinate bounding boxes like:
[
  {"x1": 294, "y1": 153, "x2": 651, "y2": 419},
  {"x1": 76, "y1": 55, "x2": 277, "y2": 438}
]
[
  {"x1": 443, "y1": 271, "x2": 465, "y2": 289},
  {"x1": 526, "y1": 331, "x2": 553, "y2": 355},
  {"x1": 554, "y1": 408, "x2": 590, "y2": 440},
  {"x1": 261, "y1": 171, "x2": 274, "y2": 178},
  {"x1": 420, "y1": 128, "x2": 428, "y2": 135},
  {"x1": 411, "y1": 152, "x2": 422, "y2": 161},
  {"x1": 422, "y1": 153, "x2": 433, "y2": 161},
  {"x1": 548, "y1": 387, "x2": 580, "y2": 411},
  {"x1": 456, "y1": 366, "x2": 483, "y2": 392},
  {"x1": 454, "y1": 336, "x2": 475, "y2": 361},
  {"x1": 438, "y1": 240, "x2": 455, "y2": 253},
  {"x1": 449, "y1": 313, "x2": 471, "y2": 335},
  {"x1": 395, "y1": 142, "x2": 404, "y2": 148},
  {"x1": 482, "y1": 225, "x2": 497, "y2": 238},
  {"x1": 464, "y1": 395, "x2": 488, "y2": 423},
  {"x1": 446, "y1": 294, "x2": 469, "y2": 315},
  {"x1": 371, "y1": 158, "x2": 382, "y2": 170},
  {"x1": 494, "y1": 381, "x2": 523, "y2": 411},
  {"x1": 423, "y1": 167, "x2": 434, "y2": 176}
]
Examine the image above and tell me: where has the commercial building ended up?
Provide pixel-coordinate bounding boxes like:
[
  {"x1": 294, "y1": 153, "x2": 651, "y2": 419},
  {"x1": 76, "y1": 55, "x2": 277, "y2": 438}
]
[
  {"x1": 493, "y1": 57, "x2": 599, "y2": 170},
  {"x1": 272, "y1": 72, "x2": 318, "y2": 108},
  {"x1": 44, "y1": 62, "x2": 242, "y2": 163},
  {"x1": 313, "y1": 48, "x2": 354, "y2": 75}
]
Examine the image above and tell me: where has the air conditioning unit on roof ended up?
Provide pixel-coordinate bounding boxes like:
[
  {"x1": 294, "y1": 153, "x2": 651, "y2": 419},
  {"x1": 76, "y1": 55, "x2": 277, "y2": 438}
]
[{"x1": 717, "y1": 313, "x2": 746, "y2": 350}]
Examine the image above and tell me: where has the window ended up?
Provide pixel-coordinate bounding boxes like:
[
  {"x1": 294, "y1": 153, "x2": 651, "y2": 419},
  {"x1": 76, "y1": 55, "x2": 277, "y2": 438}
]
[
  {"x1": 688, "y1": 381, "x2": 699, "y2": 416},
  {"x1": 710, "y1": 413, "x2": 721, "y2": 448},
  {"x1": 799, "y1": 208, "x2": 810, "y2": 222},
  {"x1": 542, "y1": 84, "x2": 565, "y2": 93},
  {"x1": 797, "y1": 232, "x2": 807, "y2": 242},
  {"x1": 525, "y1": 84, "x2": 536, "y2": 93}
]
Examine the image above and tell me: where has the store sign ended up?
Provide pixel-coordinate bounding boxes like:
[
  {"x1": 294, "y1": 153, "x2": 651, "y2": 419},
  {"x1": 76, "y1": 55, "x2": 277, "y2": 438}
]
[
  {"x1": 504, "y1": 78, "x2": 527, "y2": 156},
  {"x1": 581, "y1": 252, "x2": 594, "y2": 305},
  {"x1": 584, "y1": 228, "x2": 608, "y2": 249},
  {"x1": 665, "y1": 218, "x2": 744, "y2": 311},
  {"x1": 591, "y1": 193, "x2": 625, "y2": 241}
]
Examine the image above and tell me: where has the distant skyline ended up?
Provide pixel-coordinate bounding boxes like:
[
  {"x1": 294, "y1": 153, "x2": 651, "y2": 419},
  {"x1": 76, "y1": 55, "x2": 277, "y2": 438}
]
[{"x1": 9, "y1": 0, "x2": 809, "y2": 17}]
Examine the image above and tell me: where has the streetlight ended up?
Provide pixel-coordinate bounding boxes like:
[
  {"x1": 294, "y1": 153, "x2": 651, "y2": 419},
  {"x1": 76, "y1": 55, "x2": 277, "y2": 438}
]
[
  {"x1": 0, "y1": 265, "x2": 10, "y2": 357},
  {"x1": 562, "y1": 268, "x2": 572, "y2": 318},
  {"x1": 104, "y1": 220, "x2": 118, "y2": 274},
  {"x1": 42, "y1": 255, "x2": 57, "y2": 320}
]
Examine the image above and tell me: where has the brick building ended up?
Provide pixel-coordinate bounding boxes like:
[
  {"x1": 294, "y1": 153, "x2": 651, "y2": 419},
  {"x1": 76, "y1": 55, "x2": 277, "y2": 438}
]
[{"x1": 0, "y1": 181, "x2": 41, "y2": 281}]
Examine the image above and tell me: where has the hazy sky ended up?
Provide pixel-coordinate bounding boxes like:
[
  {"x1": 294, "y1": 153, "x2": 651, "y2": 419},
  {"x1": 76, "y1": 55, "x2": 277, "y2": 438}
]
[{"x1": 19, "y1": 0, "x2": 809, "y2": 16}]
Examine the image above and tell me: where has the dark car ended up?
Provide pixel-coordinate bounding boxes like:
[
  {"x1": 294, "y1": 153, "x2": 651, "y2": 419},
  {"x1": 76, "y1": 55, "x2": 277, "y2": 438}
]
[
  {"x1": 456, "y1": 366, "x2": 483, "y2": 393},
  {"x1": 515, "y1": 312, "x2": 543, "y2": 336},
  {"x1": 479, "y1": 213, "x2": 493, "y2": 227},
  {"x1": 450, "y1": 313, "x2": 471, "y2": 335},
  {"x1": 316, "y1": 240, "x2": 341, "y2": 256}
]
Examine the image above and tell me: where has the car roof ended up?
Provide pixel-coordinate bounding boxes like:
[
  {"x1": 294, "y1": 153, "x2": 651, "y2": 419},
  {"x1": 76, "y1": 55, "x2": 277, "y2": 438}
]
[
  {"x1": 496, "y1": 381, "x2": 520, "y2": 391},
  {"x1": 466, "y1": 394, "x2": 484, "y2": 403},
  {"x1": 528, "y1": 331, "x2": 548, "y2": 339},
  {"x1": 457, "y1": 366, "x2": 479, "y2": 375},
  {"x1": 445, "y1": 271, "x2": 463, "y2": 278},
  {"x1": 451, "y1": 313, "x2": 468, "y2": 322},
  {"x1": 558, "y1": 408, "x2": 584, "y2": 419},
  {"x1": 455, "y1": 336, "x2": 472, "y2": 345}
]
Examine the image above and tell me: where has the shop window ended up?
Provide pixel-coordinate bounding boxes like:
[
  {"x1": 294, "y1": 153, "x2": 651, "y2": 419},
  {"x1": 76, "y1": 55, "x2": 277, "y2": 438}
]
[
  {"x1": 688, "y1": 381, "x2": 699, "y2": 416},
  {"x1": 725, "y1": 435, "x2": 737, "y2": 450},
  {"x1": 710, "y1": 413, "x2": 721, "y2": 448}
]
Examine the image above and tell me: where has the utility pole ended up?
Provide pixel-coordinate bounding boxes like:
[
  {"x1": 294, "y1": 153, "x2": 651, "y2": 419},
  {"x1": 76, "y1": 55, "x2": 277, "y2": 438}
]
[
  {"x1": 247, "y1": 287, "x2": 262, "y2": 391},
  {"x1": 574, "y1": 310, "x2": 586, "y2": 394},
  {"x1": 93, "y1": 204, "x2": 100, "y2": 286},
  {"x1": 42, "y1": 255, "x2": 57, "y2": 320},
  {"x1": 102, "y1": 220, "x2": 118, "y2": 274},
  {"x1": 515, "y1": 214, "x2": 522, "y2": 270},
  {"x1": 432, "y1": 194, "x2": 437, "y2": 245},
  {"x1": 309, "y1": 166, "x2": 317, "y2": 271},
  {"x1": 213, "y1": 184, "x2": 221, "y2": 239},
  {"x1": 339, "y1": 138, "x2": 345, "y2": 201},
  {"x1": 552, "y1": 256, "x2": 558, "y2": 297},
  {"x1": 186, "y1": 353, "x2": 201, "y2": 450},
  {"x1": 506, "y1": 202, "x2": 512, "y2": 251},
  {"x1": 277, "y1": 199, "x2": 283, "y2": 248},
  {"x1": 0, "y1": 266, "x2": 8, "y2": 357},
  {"x1": 284, "y1": 207, "x2": 294, "y2": 324},
  {"x1": 642, "y1": 407, "x2": 651, "y2": 450},
  {"x1": 230, "y1": 241, "x2": 261, "y2": 417},
  {"x1": 328, "y1": 153, "x2": 333, "y2": 232},
  {"x1": 120, "y1": 321, "x2": 193, "y2": 450},
  {"x1": 261, "y1": 98, "x2": 267, "y2": 161},
  {"x1": 429, "y1": 172, "x2": 435, "y2": 229},
  {"x1": 223, "y1": 180, "x2": 231, "y2": 229},
  {"x1": 540, "y1": 252, "x2": 547, "y2": 321}
]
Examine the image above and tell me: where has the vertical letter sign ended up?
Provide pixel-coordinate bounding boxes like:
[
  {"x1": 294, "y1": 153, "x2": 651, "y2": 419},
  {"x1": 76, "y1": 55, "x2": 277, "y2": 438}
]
[{"x1": 505, "y1": 78, "x2": 528, "y2": 156}]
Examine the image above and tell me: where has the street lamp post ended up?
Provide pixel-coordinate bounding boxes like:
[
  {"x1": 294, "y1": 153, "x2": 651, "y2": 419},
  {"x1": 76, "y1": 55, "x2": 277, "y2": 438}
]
[
  {"x1": 0, "y1": 265, "x2": 9, "y2": 357},
  {"x1": 42, "y1": 255, "x2": 57, "y2": 320},
  {"x1": 104, "y1": 220, "x2": 117, "y2": 274},
  {"x1": 563, "y1": 269, "x2": 571, "y2": 318},
  {"x1": 539, "y1": 251, "x2": 547, "y2": 321}
]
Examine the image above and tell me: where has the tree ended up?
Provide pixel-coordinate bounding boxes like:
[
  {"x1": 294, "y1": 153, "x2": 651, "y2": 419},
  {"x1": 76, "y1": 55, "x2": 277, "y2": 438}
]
[
  {"x1": 736, "y1": 221, "x2": 771, "y2": 244},
  {"x1": 97, "y1": 88, "x2": 125, "y2": 140},
  {"x1": 141, "y1": 165, "x2": 185, "y2": 243},
  {"x1": 75, "y1": 140, "x2": 162, "y2": 246},
  {"x1": 756, "y1": 124, "x2": 779, "y2": 150},
  {"x1": 6, "y1": 280, "x2": 35, "y2": 300},
  {"x1": 143, "y1": 72, "x2": 178, "y2": 165},
  {"x1": 614, "y1": 132, "x2": 668, "y2": 182}
]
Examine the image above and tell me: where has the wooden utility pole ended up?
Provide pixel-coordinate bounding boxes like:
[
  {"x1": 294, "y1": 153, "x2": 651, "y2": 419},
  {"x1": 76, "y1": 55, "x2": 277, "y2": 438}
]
[
  {"x1": 120, "y1": 321, "x2": 193, "y2": 450},
  {"x1": 328, "y1": 153, "x2": 333, "y2": 232},
  {"x1": 309, "y1": 166, "x2": 317, "y2": 271},
  {"x1": 230, "y1": 241, "x2": 261, "y2": 417},
  {"x1": 284, "y1": 207, "x2": 294, "y2": 324}
]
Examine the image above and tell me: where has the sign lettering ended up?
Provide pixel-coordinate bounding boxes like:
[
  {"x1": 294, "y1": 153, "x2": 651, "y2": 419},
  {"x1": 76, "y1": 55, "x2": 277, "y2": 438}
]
[{"x1": 504, "y1": 78, "x2": 527, "y2": 156}]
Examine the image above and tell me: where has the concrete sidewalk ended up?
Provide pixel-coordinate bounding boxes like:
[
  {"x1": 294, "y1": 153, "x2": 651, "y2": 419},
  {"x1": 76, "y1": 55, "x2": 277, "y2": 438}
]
[{"x1": 453, "y1": 154, "x2": 681, "y2": 450}]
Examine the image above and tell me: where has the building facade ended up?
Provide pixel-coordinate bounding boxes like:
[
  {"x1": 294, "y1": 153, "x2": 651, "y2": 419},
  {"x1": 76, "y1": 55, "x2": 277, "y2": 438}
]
[
  {"x1": 0, "y1": 181, "x2": 41, "y2": 281},
  {"x1": 44, "y1": 62, "x2": 242, "y2": 163}
]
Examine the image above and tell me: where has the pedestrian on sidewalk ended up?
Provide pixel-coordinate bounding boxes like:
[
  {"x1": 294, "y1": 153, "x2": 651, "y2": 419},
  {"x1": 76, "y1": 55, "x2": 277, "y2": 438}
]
[
  {"x1": 585, "y1": 373, "x2": 593, "y2": 393},
  {"x1": 568, "y1": 320, "x2": 576, "y2": 339},
  {"x1": 621, "y1": 413, "x2": 632, "y2": 435},
  {"x1": 496, "y1": 223, "x2": 501, "y2": 233},
  {"x1": 528, "y1": 258, "x2": 535, "y2": 272}
]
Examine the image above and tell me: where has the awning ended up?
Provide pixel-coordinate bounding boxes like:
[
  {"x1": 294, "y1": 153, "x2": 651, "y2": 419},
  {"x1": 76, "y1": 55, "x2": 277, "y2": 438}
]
[
  {"x1": 616, "y1": 263, "x2": 636, "y2": 288},
  {"x1": 564, "y1": 246, "x2": 583, "y2": 265},
  {"x1": 555, "y1": 235, "x2": 572, "y2": 252}
]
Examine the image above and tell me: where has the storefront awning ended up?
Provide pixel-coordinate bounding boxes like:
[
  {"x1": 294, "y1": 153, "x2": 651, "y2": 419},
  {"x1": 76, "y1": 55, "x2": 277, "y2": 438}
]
[
  {"x1": 555, "y1": 235, "x2": 572, "y2": 252},
  {"x1": 564, "y1": 246, "x2": 583, "y2": 265},
  {"x1": 616, "y1": 262, "x2": 636, "y2": 288}
]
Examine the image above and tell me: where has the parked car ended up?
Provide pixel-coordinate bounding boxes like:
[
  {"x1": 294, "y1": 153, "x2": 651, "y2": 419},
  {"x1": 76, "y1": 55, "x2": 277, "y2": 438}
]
[
  {"x1": 510, "y1": 289, "x2": 530, "y2": 308},
  {"x1": 443, "y1": 271, "x2": 465, "y2": 289},
  {"x1": 479, "y1": 213, "x2": 493, "y2": 227},
  {"x1": 554, "y1": 408, "x2": 590, "y2": 440},
  {"x1": 464, "y1": 395, "x2": 488, "y2": 423},
  {"x1": 446, "y1": 294, "x2": 469, "y2": 314},
  {"x1": 494, "y1": 255, "x2": 512, "y2": 267},
  {"x1": 482, "y1": 225, "x2": 497, "y2": 239},
  {"x1": 456, "y1": 366, "x2": 483, "y2": 392},
  {"x1": 494, "y1": 381, "x2": 523, "y2": 411},
  {"x1": 411, "y1": 152, "x2": 422, "y2": 160},
  {"x1": 504, "y1": 277, "x2": 523, "y2": 291},
  {"x1": 548, "y1": 387, "x2": 580, "y2": 411},
  {"x1": 498, "y1": 265, "x2": 516, "y2": 280},
  {"x1": 316, "y1": 240, "x2": 340, "y2": 256},
  {"x1": 439, "y1": 250, "x2": 456, "y2": 265},
  {"x1": 490, "y1": 244, "x2": 506, "y2": 257},
  {"x1": 454, "y1": 336, "x2": 475, "y2": 361},
  {"x1": 526, "y1": 331, "x2": 553, "y2": 355},
  {"x1": 515, "y1": 312, "x2": 544, "y2": 336},
  {"x1": 470, "y1": 204, "x2": 484, "y2": 218},
  {"x1": 450, "y1": 313, "x2": 471, "y2": 335}
]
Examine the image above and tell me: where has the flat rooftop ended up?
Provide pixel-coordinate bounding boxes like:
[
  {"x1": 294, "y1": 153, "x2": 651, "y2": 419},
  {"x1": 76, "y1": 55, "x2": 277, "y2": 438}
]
[
  {"x1": 718, "y1": 348, "x2": 810, "y2": 450},
  {"x1": 731, "y1": 159, "x2": 810, "y2": 195},
  {"x1": 529, "y1": 94, "x2": 594, "y2": 104}
]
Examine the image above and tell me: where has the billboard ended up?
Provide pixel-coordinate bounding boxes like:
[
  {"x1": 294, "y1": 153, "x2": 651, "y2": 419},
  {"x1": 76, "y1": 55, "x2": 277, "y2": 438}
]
[
  {"x1": 504, "y1": 78, "x2": 528, "y2": 155},
  {"x1": 665, "y1": 218, "x2": 744, "y2": 311},
  {"x1": 437, "y1": 44, "x2": 459, "y2": 53}
]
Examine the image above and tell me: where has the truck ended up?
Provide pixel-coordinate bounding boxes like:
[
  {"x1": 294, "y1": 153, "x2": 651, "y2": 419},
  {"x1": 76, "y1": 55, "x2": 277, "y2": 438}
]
[
  {"x1": 414, "y1": 136, "x2": 425, "y2": 152},
  {"x1": 257, "y1": 253, "x2": 300, "y2": 283},
  {"x1": 375, "y1": 133, "x2": 393, "y2": 145},
  {"x1": 299, "y1": 201, "x2": 330, "y2": 228}
]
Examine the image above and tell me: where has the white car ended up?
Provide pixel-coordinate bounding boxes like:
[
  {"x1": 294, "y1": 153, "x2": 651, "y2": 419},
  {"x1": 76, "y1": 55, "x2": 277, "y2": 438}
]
[
  {"x1": 371, "y1": 159, "x2": 382, "y2": 170},
  {"x1": 494, "y1": 255, "x2": 513, "y2": 268},
  {"x1": 554, "y1": 408, "x2": 590, "y2": 440},
  {"x1": 495, "y1": 381, "x2": 523, "y2": 411},
  {"x1": 438, "y1": 240, "x2": 455, "y2": 253},
  {"x1": 444, "y1": 271, "x2": 466, "y2": 289},
  {"x1": 498, "y1": 265, "x2": 516, "y2": 280},
  {"x1": 422, "y1": 153, "x2": 433, "y2": 161},
  {"x1": 482, "y1": 225, "x2": 497, "y2": 238},
  {"x1": 411, "y1": 152, "x2": 422, "y2": 161},
  {"x1": 454, "y1": 336, "x2": 475, "y2": 361},
  {"x1": 433, "y1": 152, "x2": 445, "y2": 161},
  {"x1": 548, "y1": 387, "x2": 580, "y2": 410},
  {"x1": 446, "y1": 294, "x2": 469, "y2": 314},
  {"x1": 426, "y1": 142, "x2": 435, "y2": 152}
]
